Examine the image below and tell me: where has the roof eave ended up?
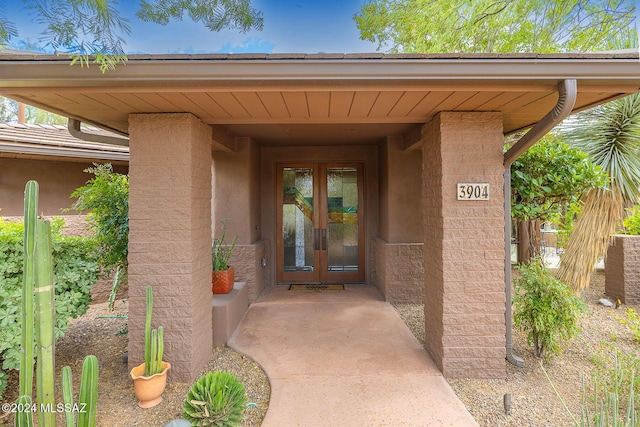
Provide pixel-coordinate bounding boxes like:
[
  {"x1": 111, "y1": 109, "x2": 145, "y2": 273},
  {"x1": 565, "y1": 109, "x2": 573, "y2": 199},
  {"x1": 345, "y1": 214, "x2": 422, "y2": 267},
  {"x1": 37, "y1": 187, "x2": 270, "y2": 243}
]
[{"x1": 0, "y1": 53, "x2": 639, "y2": 89}]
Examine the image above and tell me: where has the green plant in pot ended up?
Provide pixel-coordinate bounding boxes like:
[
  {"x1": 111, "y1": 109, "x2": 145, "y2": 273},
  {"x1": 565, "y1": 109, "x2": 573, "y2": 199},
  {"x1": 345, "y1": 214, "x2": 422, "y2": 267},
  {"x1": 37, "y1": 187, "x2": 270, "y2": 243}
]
[
  {"x1": 130, "y1": 285, "x2": 171, "y2": 408},
  {"x1": 212, "y1": 220, "x2": 237, "y2": 294}
]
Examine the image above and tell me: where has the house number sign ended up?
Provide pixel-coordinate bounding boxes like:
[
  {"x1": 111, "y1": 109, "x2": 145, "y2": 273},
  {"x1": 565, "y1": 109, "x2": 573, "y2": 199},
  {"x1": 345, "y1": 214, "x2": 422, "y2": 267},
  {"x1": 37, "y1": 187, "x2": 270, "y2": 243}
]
[{"x1": 457, "y1": 183, "x2": 490, "y2": 200}]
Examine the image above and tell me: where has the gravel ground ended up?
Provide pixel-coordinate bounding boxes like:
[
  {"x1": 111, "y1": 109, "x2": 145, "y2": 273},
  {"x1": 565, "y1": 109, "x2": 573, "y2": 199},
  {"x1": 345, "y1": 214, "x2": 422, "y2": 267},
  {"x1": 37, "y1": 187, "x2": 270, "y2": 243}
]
[
  {"x1": 2, "y1": 270, "x2": 637, "y2": 427},
  {"x1": 0, "y1": 299, "x2": 269, "y2": 427},
  {"x1": 393, "y1": 271, "x2": 640, "y2": 427}
]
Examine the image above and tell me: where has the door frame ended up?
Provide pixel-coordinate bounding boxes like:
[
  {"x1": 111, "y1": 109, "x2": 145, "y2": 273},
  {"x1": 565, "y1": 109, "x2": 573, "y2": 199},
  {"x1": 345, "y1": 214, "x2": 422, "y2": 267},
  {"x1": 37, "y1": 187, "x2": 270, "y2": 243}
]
[{"x1": 276, "y1": 162, "x2": 365, "y2": 284}]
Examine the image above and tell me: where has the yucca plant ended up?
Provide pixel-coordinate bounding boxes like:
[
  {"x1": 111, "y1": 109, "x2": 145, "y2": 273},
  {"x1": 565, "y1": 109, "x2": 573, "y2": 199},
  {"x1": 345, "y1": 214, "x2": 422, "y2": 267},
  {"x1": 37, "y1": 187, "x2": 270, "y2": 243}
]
[
  {"x1": 183, "y1": 371, "x2": 248, "y2": 427},
  {"x1": 558, "y1": 92, "x2": 640, "y2": 293}
]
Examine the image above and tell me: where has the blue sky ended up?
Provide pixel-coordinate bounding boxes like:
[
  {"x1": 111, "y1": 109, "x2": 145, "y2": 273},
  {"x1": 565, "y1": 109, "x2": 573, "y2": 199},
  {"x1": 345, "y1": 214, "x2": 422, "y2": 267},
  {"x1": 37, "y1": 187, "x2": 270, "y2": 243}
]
[{"x1": 5, "y1": 0, "x2": 380, "y2": 54}]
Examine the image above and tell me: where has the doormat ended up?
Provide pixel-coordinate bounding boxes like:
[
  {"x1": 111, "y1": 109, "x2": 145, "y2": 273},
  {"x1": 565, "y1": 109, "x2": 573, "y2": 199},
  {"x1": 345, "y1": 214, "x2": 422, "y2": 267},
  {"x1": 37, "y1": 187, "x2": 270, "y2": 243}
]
[{"x1": 288, "y1": 284, "x2": 345, "y2": 291}]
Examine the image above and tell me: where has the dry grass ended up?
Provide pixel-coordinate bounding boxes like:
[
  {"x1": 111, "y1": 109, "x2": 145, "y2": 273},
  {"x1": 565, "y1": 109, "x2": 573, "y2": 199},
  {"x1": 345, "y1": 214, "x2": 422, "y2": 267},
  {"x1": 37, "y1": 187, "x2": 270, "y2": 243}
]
[{"x1": 557, "y1": 189, "x2": 623, "y2": 293}]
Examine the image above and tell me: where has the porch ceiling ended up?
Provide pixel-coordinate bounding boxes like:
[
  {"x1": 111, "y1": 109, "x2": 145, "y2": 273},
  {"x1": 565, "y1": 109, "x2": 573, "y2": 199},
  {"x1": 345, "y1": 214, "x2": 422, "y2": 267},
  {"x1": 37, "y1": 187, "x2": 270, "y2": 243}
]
[{"x1": 0, "y1": 52, "x2": 639, "y2": 147}]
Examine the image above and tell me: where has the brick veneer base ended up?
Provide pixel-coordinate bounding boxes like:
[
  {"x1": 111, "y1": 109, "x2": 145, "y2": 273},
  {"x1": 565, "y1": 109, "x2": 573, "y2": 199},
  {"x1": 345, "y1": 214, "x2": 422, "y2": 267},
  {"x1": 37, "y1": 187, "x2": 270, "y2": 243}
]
[{"x1": 372, "y1": 238, "x2": 424, "y2": 303}]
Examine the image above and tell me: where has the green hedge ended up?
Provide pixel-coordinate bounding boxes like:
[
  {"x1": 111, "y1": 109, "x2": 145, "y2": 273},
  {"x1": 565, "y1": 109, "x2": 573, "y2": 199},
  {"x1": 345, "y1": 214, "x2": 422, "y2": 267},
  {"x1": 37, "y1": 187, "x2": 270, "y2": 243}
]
[
  {"x1": 0, "y1": 217, "x2": 99, "y2": 400},
  {"x1": 623, "y1": 205, "x2": 640, "y2": 235}
]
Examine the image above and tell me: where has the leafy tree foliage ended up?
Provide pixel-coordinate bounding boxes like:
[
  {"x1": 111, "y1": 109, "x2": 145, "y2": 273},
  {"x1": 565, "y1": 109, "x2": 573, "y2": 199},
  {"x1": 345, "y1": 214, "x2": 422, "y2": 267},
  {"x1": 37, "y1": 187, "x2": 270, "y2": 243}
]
[
  {"x1": 354, "y1": 0, "x2": 636, "y2": 53},
  {"x1": 511, "y1": 135, "x2": 606, "y2": 223},
  {"x1": 510, "y1": 136, "x2": 607, "y2": 260},
  {"x1": 0, "y1": 0, "x2": 263, "y2": 71},
  {"x1": 137, "y1": 0, "x2": 263, "y2": 33},
  {"x1": 0, "y1": 97, "x2": 17, "y2": 122}
]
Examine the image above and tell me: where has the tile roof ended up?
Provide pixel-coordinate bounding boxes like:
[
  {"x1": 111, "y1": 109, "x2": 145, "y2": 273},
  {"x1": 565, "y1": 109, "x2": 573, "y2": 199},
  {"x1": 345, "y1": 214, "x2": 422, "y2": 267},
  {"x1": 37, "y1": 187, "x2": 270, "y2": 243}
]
[{"x1": 0, "y1": 122, "x2": 129, "y2": 162}]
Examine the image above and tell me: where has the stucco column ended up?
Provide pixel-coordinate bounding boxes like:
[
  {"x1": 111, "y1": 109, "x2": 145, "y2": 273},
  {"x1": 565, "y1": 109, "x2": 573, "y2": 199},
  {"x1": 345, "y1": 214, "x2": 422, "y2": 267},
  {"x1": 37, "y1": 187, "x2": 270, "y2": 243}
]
[
  {"x1": 128, "y1": 113, "x2": 213, "y2": 382},
  {"x1": 422, "y1": 112, "x2": 506, "y2": 379}
]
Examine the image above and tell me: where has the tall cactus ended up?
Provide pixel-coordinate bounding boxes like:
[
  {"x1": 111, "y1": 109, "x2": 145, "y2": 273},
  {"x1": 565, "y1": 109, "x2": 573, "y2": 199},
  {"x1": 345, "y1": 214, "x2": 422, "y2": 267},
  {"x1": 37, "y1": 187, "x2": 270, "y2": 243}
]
[
  {"x1": 19, "y1": 181, "x2": 37, "y2": 396},
  {"x1": 35, "y1": 218, "x2": 56, "y2": 427},
  {"x1": 144, "y1": 285, "x2": 165, "y2": 376},
  {"x1": 77, "y1": 355, "x2": 99, "y2": 427},
  {"x1": 61, "y1": 355, "x2": 99, "y2": 427},
  {"x1": 61, "y1": 366, "x2": 75, "y2": 427},
  {"x1": 15, "y1": 181, "x2": 99, "y2": 427},
  {"x1": 16, "y1": 181, "x2": 38, "y2": 426}
]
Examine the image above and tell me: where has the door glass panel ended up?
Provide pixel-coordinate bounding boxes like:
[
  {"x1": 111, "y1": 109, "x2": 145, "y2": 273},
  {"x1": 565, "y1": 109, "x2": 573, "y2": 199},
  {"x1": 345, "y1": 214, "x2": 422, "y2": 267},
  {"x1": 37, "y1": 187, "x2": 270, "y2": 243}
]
[
  {"x1": 326, "y1": 167, "x2": 359, "y2": 272},
  {"x1": 282, "y1": 168, "x2": 315, "y2": 272}
]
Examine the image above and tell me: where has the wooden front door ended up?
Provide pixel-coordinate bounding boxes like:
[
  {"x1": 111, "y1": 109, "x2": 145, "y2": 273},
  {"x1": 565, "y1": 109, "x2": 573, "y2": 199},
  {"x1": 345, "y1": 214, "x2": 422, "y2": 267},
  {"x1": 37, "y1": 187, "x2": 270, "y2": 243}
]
[{"x1": 276, "y1": 163, "x2": 365, "y2": 284}]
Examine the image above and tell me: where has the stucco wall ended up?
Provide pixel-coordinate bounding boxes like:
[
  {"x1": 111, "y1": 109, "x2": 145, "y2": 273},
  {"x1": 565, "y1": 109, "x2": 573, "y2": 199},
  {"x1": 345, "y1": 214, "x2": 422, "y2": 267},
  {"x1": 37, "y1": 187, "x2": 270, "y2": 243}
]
[
  {"x1": 0, "y1": 157, "x2": 127, "y2": 216},
  {"x1": 606, "y1": 235, "x2": 640, "y2": 304},
  {"x1": 379, "y1": 136, "x2": 423, "y2": 243},
  {"x1": 422, "y1": 112, "x2": 506, "y2": 379},
  {"x1": 212, "y1": 137, "x2": 261, "y2": 244}
]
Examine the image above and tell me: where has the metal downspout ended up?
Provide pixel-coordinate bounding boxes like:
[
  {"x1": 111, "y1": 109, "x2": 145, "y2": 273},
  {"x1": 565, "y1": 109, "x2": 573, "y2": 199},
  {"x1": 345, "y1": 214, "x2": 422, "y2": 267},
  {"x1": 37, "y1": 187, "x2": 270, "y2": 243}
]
[
  {"x1": 67, "y1": 118, "x2": 129, "y2": 146},
  {"x1": 503, "y1": 79, "x2": 577, "y2": 367}
]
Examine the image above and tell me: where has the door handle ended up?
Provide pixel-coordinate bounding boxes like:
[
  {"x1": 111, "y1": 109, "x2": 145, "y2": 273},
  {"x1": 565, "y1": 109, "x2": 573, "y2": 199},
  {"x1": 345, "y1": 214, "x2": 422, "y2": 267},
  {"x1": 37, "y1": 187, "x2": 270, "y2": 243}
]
[
  {"x1": 314, "y1": 228, "x2": 320, "y2": 250},
  {"x1": 321, "y1": 228, "x2": 327, "y2": 251}
]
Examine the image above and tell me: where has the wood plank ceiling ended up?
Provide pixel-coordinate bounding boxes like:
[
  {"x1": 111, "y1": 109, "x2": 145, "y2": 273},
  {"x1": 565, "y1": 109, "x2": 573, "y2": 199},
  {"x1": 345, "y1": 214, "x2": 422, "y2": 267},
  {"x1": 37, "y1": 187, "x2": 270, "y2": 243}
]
[{"x1": 1, "y1": 53, "x2": 637, "y2": 147}]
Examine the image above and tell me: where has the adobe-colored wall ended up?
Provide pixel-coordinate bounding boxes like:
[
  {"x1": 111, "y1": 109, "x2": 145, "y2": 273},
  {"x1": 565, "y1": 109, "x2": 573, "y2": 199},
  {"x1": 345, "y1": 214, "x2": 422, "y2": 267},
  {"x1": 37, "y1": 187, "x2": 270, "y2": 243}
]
[
  {"x1": 606, "y1": 235, "x2": 640, "y2": 304},
  {"x1": 422, "y1": 112, "x2": 506, "y2": 379},
  {"x1": 375, "y1": 136, "x2": 424, "y2": 302},
  {"x1": 212, "y1": 137, "x2": 266, "y2": 300},
  {"x1": 0, "y1": 157, "x2": 127, "y2": 216},
  {"x1": 127, "y1": 113, "x2": 213, "y2": 382},
  {"x1": 212, "y1": 137, "x2": 261, "y2": 244},
  {"x1": 379, "y1": 136, "x2": 423, "y2": 243}
]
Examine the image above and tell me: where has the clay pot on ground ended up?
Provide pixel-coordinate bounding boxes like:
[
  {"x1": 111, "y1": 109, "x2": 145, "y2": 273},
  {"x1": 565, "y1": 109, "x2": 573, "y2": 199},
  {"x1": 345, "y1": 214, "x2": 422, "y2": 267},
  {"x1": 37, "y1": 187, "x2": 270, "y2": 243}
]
[{"x1": 130, "y1": 362, "x2": 171, "y2": 408}]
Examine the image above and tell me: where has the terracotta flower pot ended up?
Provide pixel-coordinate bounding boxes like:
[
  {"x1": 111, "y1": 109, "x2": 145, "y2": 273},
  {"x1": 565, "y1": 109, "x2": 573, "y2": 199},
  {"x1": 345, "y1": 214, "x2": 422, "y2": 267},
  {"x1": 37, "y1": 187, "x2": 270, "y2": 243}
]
[
  {"x1": 212, "y1": 267, "x2": 234, "y2": 294},
  {"x1": 130, "y1": 362, "x2": 171, "y2": 408}
]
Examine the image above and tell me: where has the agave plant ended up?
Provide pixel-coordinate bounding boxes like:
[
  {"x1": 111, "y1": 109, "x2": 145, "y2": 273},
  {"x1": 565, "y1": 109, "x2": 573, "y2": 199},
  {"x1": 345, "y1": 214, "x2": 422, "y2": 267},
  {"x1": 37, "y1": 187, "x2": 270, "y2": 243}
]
[
  {"x1": 558, "y1": 92, "x2": 640, "y2": 293},
  {"x1": 183, "y1": 371, "x2": 248, "y2": 427}
]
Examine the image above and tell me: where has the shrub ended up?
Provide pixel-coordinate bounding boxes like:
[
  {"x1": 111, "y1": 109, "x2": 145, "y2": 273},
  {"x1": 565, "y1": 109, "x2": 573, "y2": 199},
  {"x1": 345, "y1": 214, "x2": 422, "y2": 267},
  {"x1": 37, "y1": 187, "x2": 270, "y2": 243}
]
[
  {"x1": 69, "y1": 163, "x2": 129, "y2": 309},
  {"x1": 623, "y1": 205, "x2": 640, "y2": 235},
  {"x1": 615, "y1": 307, "x2": 640, "y2": 342},
  {"x1": 0, "y1": 217, "x2": 99, "y2": 400},
  {"x1": 183, "y1": 371, "x2": 248, "y2": 427},
  {"x1": 513, "y1": 258, "x2": 587, "y2": 361}
]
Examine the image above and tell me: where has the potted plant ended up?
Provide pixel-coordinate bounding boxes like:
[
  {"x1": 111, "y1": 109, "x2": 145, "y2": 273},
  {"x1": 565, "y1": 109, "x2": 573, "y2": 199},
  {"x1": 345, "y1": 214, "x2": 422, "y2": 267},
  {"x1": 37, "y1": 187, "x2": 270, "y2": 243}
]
[
  {"x1": 212, "y1": 220, "x2": 237, "y2": 294},
  {"x1": 130, "y1": 285, "x2": 171, "y2": 408}
]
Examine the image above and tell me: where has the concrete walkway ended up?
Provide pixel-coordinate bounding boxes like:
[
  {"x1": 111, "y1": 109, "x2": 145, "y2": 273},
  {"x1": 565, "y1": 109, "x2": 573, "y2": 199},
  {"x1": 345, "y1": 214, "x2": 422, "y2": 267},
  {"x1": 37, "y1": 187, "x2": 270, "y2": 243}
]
[{"x1": 228, "y1": 285, "x2": 477, "y2": 427}]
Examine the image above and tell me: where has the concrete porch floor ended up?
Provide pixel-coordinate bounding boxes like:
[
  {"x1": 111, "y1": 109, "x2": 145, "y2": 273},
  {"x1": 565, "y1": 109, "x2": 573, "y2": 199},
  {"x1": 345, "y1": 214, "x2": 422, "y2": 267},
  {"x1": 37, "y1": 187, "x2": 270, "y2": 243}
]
[{"x1": 228, "y1": 285, "x2": 478, "y2": 426}]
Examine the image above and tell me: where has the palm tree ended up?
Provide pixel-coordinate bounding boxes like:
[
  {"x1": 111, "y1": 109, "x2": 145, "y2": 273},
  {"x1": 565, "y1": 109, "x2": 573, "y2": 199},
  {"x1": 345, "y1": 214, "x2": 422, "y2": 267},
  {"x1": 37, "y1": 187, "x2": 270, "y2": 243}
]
[{"x1": 557, "y1": 92, "x2": 640, "y2": 293}]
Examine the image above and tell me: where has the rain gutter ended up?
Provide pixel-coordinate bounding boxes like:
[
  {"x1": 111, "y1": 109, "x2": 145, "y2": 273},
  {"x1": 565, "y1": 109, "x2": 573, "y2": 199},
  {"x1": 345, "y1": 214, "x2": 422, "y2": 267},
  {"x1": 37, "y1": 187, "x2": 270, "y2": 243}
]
[
  {"x1": 67, "y1": 118, "x2": 129, "y2": 146},
  {"x1": 502, "y1": 79, "x2": 577, "y2": 367}
]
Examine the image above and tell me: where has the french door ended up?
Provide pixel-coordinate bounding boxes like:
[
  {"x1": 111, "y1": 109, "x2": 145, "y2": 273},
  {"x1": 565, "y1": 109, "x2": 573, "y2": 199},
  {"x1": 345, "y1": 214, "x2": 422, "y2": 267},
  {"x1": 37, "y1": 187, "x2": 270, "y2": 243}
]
[{"x1": 276, "y1": 163, "x2": 365, "y2": 284}]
